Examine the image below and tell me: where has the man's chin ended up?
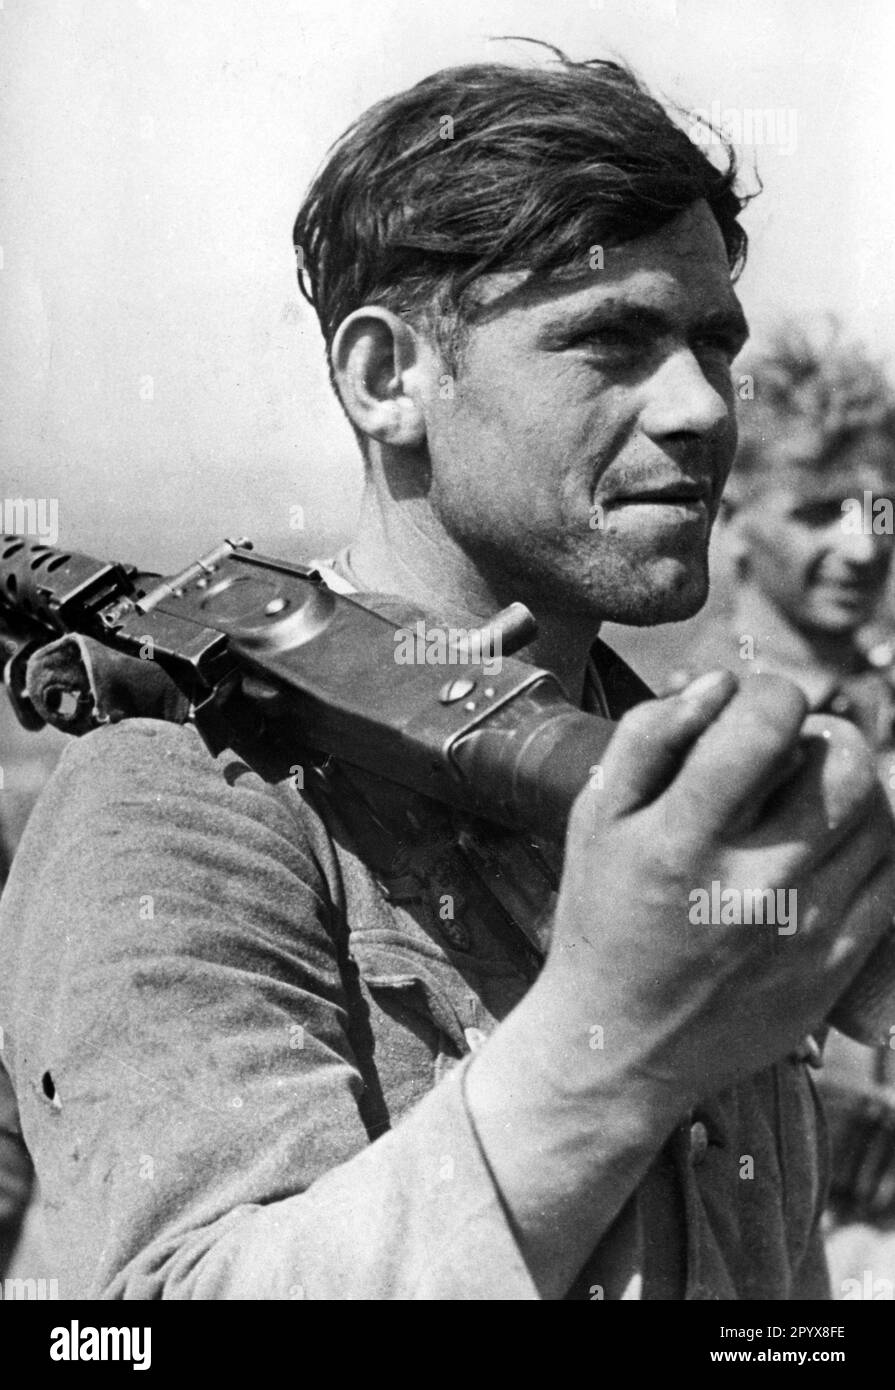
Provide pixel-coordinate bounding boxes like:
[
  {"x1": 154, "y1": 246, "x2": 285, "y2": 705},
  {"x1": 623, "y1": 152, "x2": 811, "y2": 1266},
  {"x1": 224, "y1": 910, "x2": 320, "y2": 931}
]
[
  {"x1": 801, "y1": 611, "x2": 867, "y2": 639},
  {"x1": 511, "y1": 552, "x2": 710, "y2": 626},
  {"x1": 610, "y1": 591, "x2": 709, "y2": 627},
  {"x1": 598, "y1": 568, "x2": 711, "y2": 628}
]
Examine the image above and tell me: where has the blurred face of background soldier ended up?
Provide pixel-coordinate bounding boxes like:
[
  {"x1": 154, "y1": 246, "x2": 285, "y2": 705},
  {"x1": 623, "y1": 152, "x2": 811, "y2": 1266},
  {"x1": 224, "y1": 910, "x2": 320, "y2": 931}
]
[
  {"x1": 723, "y1": 327, "x2": 895, "y2": 651},
  {"x1": 730, "y1": 446, "x2": 895, "y2": 639}
]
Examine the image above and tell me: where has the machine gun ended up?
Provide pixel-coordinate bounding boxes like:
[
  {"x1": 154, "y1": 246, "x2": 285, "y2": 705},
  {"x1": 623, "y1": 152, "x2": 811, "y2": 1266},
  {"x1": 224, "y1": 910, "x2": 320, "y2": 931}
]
[
  {"x1": 0, "y1": 532, "x2": 620, "y2": 841},
  {"x1": 0, "y1": 529, "x2": 893, "y2": 1049}
]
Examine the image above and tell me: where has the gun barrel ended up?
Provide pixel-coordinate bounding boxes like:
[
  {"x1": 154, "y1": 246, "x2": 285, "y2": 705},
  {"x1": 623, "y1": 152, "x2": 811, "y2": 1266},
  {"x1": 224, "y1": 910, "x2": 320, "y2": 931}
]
[{"x1": 0, "y1": 533, "x2": 141, "y2": 636}]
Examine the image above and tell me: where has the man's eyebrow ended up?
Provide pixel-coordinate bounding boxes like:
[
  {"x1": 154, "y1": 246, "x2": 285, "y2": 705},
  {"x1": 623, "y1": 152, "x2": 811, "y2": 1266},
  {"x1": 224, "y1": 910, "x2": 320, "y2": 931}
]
[{"x1": 537, "y1": 298, "x2": 750, "y2": 347}]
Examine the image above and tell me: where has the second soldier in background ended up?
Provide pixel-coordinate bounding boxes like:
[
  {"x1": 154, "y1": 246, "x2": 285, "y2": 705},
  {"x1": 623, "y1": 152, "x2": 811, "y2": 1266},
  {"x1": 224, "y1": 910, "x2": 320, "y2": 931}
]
[{"x1": 694, "y1": 320, "x2": 895, "y2": 1285}]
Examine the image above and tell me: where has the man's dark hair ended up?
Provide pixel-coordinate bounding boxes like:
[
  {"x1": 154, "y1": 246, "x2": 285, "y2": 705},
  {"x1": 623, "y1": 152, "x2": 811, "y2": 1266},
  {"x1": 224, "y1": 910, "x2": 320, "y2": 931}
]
[{"x1": 292, "y1": 45, "x2": 751, "y2": 378}]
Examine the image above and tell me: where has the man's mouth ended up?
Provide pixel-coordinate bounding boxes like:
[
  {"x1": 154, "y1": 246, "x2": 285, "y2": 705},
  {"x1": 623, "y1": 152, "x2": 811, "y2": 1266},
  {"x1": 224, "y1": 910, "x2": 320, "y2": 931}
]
[
  {"x1": 606, "y1": 482, "x2": 712, "y2": 513},
  {"x1": 818, "y1": 576, "x2": 881, "y2": 600}
]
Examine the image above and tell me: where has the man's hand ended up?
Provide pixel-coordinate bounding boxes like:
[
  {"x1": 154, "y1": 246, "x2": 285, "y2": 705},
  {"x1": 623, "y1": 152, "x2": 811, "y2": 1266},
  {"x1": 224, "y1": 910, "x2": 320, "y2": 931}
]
[
  {"x1": 540, "y1": 669, "x2": 895, "y2": 1109},
  {"x1": 465, "y1": 669, "x2": 895, "y2": 1297}
]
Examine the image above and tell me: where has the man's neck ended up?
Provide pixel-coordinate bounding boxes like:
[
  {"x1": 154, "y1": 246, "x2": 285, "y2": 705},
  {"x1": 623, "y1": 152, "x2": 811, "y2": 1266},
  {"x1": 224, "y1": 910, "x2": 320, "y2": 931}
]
[
  {"x1": 732, "y1": 583, "x2": 862, "y2": 698},
  {"x1": 346, "y1": 486, "x2": 599, "y2": 703}
]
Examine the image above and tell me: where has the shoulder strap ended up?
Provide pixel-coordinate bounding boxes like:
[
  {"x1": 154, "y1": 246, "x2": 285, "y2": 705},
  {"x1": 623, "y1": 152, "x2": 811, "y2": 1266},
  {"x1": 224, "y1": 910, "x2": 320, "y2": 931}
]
[{"x1": 590, "y1": 638, "x2": 655, "y2": 717}]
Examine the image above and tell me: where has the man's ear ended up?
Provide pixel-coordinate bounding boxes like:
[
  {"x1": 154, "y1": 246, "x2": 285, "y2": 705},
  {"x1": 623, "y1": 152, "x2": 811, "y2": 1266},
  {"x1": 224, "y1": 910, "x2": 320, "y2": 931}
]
[{"x1": 331, "y1": 307, "x2": 428, "y2": 448}]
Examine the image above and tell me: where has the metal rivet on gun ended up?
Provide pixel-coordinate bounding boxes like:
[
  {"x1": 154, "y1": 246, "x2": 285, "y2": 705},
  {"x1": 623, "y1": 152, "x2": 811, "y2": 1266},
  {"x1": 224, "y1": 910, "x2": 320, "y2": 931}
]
[{"x1": 438, "y1": 677, "x2": 476, "y2": 704}]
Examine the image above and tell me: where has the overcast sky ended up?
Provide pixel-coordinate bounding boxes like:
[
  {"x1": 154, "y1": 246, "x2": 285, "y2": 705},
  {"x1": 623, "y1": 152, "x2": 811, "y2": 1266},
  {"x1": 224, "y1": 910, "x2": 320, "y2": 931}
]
[{"x1": 1, "y1": 0, "x2": 893, "y2": 577}]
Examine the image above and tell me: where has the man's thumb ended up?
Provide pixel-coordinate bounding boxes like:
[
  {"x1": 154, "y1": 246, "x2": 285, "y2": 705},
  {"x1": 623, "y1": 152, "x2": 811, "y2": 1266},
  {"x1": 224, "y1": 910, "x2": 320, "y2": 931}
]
[{"x1": 576, "y1": 669, "x2": 739, "y2": 821}]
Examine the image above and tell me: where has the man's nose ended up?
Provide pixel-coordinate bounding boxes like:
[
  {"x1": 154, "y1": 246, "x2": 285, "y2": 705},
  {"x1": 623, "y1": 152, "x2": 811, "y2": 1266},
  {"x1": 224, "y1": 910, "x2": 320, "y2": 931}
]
[
  {"x1": 639, "y1": 349, "x2": 731, "y2": 441},
  {"x1": 835, "y1": 524, "x2": 887, "y2": 567}
]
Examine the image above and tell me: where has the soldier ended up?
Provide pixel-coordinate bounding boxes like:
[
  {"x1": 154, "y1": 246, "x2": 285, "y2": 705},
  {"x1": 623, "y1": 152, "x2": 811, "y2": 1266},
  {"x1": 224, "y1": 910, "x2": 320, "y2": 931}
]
[
  {"x1": 720, "y1": 323, "x2": 895, "y2": 768},
  {"x1": 706, "y1": 322, "x2": 895, "y2": 1266}
]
